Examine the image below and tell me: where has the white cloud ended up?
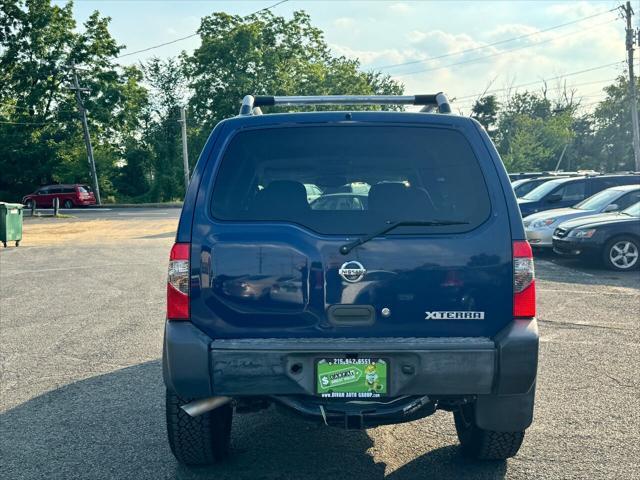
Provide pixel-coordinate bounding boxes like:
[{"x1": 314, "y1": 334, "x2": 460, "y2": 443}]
[
  {"x1": 486, "y1": 23, "x2": 540, "y2": 38},
  {"x1": 333, "y1": 19, "x2": 621, "y2": 78},
  {"x1": 333, "y1": 17, "x2": 355, "y2": 28},
  {"x1": 329, "y1": 43, "x2": 417, "y2": 67},
  {"x1": 546, "y1": 1, "x2": 606, "y2": 18},
  {"x1": 406, "y1": 30, "x2": 428, "y2": 43},
  {"x1": 388, "y1": 2, "x2": 411, "y2": 14},
  {"x1": 329, "y1": 1, "x2": 624, "y2": 106}
]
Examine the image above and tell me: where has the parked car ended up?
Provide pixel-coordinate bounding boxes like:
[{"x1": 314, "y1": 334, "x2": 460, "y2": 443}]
[
  {"x1": 552, "y1": 201, "x2": 640, "y2": 270},
  {"x1": 508, "y1": 170, "x2": 598, "y2": 182},
  {"x1": 163, "y1": 93, "x2": 538, "y2": 465},
  {"x1": 518, "y1": 174, "x2": 640, "y2": 218},
  {"x1": 303, "y1": 183, "x2": 323, "y2": 203},
  {"x1": 524, "y1": 185, "x2": 640, "y2": 248},
  {"x1": 310, "y1": 193, "x2": 368, "y2": 210},
  {"x1": 22, "y1": 184, "x2": 96, "y2": 209},
  {"x1": 512, "y1": 176, "x2": 568, "y2": 198}
]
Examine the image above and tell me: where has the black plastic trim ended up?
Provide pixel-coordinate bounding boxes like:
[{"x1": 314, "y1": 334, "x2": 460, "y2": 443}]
[
  {"x1": 162, "y1": 321, "x2": 213, "y2": 397},
  {"x1": 253, "y1": 96, "x2": 276, "y2": 107},
  {"x1": 493, "y1": 319, "x2": 539, "y2": 394}
]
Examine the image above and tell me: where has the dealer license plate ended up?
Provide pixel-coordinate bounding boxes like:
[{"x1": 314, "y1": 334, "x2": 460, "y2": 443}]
[{"x1": 316, "y1": 357, "x2": 388, "y2": 398}]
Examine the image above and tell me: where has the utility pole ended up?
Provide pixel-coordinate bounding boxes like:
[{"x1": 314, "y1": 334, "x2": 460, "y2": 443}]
[
  {"x1": 178, "y1": 106, "x2": 190, "y2": 190},
  {"x1": 554, "y1": 144, "x2": 569, "y2": 172},
  {"x1": 623, "y1": 1, "x2": 640, "y2": 171},
  {"x1": 69, "y1": 62, "x2": 101, "y2": 205}
]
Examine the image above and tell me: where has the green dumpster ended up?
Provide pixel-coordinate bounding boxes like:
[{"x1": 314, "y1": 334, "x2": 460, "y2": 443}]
[{"x1": 0, "y1": 202, "x2": 23, "y2": 248}]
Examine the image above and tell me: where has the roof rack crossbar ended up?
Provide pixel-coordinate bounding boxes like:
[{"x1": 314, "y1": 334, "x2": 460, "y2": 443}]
[{"x1": 239, "y1": 94, "x2": 452, "y2": 115}]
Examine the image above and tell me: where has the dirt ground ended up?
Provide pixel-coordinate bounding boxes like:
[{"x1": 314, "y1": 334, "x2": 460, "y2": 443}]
[{"x1": 20, "y1": 216, "x2": 178, "y2": 246}]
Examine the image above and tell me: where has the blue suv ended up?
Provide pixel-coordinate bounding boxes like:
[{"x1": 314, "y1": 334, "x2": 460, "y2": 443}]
[{"x1": 163, "y1": 94, "x2": 538, "y2": 464}]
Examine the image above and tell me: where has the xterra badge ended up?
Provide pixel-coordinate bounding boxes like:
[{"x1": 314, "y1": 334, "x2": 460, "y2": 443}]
[
  {"x1": 338, "y1": 261, "x2": 366, "y2": 283},
  {"x1": 425, "y1": 311, "x2": 485, "y2": 320}
]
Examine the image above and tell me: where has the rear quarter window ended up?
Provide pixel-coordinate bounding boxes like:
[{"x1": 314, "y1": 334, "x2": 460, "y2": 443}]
[{"x1": 210, "y1": 125, "x2": 492, "y2": 235}]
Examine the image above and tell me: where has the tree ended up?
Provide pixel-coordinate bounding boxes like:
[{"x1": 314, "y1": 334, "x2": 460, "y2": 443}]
[
  {"x1": 184, "y1": 10, "x2": 403, "y2": 152},
  {"x1": 135, "y1": 57, "x2": 189, "y2": 201},
  {"x1": 591, "y1": 76, "x2": 639, "y2": 172},
  {"x1": 471, "y1": 95, "x2": 499, "y2": 140},
  {"x1": 495, "y1": 92, "x2": 574, "y2": 172},
  {"x1": 0, "y1": 0, "x2": 148, "y2": 201}
]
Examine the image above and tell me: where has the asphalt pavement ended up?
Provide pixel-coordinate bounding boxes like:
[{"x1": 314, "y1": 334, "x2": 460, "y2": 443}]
[{"x1": 1, "y1": 210, "x2": 639, "y2": 480}]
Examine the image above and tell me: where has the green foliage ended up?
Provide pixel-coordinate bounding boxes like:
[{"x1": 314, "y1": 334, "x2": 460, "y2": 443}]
[
  {"x1": 0, "y1": 1, "x2": 636, "y2": 203},
  {"x1": 471, "y1": 84, "x2": 638, "y2": 174},
  {"x1": 0, "y1": 0, "x2": 148, "y2": 201},
  {"x1": 591, "y1": 76, "x2": 638, "y2": 171},
  {"x1": 496, "y1": 92, "x2": 574, "y2": 172},
  {"x1": 184, "y1": 10, "x2": 403, "y2": 151},
  {"x1": 471, "y1": 95, "x2": 499, "y2": 140}
]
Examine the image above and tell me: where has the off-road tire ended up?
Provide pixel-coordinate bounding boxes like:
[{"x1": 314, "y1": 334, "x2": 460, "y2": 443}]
[
  {"x1": 166, "y1": 389, "x2": 233, "y2": 466},
  {"x1": 454, "y1": 404, "x2": 525, "y2": 460}
]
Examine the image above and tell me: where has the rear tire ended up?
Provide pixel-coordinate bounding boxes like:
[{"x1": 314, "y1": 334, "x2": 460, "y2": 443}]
[
  {"x1": 603, "y1": 236, "x2": 639, "y2": 271},
  {"x1": 454, "y1": 404, "x2": 525, "y2": 460},
  {"x1": 166, "y1": 389, "x2": 233, "y2": 466},
  {"x1": 25, "y1": 200, "x2": 34, "y2": 209},
  {"x1": 63, "y1": 199, "x2": 74, "y2": 209}
]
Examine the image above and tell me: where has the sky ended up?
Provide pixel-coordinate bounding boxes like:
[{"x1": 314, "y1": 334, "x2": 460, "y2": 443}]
[{"x1": 59, "y1": 0, "x2": 633, "y2": 113}]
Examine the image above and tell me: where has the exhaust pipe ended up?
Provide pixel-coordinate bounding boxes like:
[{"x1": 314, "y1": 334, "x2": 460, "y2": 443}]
[{"x1": 181, "y1": 396, "x2": 232, "y2": 417}]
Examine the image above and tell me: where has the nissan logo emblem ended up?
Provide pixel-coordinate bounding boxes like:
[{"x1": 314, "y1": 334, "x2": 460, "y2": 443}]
[{"x1": 339, "y1": 261, "x2": 366, "y2": 283}]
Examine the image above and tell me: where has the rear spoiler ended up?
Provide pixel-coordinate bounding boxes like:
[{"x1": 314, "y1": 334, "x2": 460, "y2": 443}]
[{"x1": 238, "y1": 94, "x2": 452, "y2": 116}]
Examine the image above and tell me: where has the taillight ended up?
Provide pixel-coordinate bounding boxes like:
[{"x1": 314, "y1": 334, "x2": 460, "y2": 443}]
[
  {"x1": 513, "y1": 240, "x2": 536, "y2": 318},
  {"x1": 167, "y1": 243, "x2": 190, "y2": 320}
]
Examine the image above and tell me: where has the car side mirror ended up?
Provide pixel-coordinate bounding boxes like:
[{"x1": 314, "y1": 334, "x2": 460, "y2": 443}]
[
  {"x1": 546, "y1": 194, "x2": 562, "y2": 203},
  {"x1": 603, "y1": 204, "x2": 619, "y2": 213}
]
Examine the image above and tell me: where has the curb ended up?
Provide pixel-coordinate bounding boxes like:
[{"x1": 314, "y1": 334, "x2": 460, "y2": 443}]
[{"x1": 95, "y1": 203, "x2": 183, "y2": 209}]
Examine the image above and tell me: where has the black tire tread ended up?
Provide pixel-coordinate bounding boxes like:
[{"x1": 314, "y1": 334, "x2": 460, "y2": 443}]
[
  {"x1": 454, "y1": 407, "x2": 525, "y2": 460},
  {"x1": 165, "y1": 389, "x2": 232, "y2": 466},
  {"x1": 469, "y1": 429, "x2": 524, "y2": 460}
]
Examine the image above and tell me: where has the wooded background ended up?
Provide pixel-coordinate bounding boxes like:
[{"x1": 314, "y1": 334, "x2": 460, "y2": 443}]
[{"x1": 1, "y1": 0, "x2": 637, "y2": 202}]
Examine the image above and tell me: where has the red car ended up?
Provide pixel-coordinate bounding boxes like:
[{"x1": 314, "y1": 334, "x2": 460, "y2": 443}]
[{"x1": 22, "y1": 184, "x2": 97, "y2": 209}]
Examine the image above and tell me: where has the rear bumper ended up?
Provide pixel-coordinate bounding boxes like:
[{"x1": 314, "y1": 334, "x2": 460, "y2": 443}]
[
  {"x1": 164, "y1": 319, "x2": 538, "y2": 396},
  {"x1": 163, "y1": 320, "x2": 538, "y2": 430}
]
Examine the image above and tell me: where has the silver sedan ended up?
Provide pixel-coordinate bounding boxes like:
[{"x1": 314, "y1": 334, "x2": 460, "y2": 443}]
[{"x1": 523, "y1": 185, "x2": 640, "y2": 248}]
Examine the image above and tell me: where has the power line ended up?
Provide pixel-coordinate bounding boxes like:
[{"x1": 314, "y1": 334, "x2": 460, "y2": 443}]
[
  {"x1": 463, "y1": 76, "x2": 623, "y2": 101},
  {"x1": 395, "y1": 18, "x2": 620, "y2": 77},
  {"x1": 453, "y1": 79, "x2": 620, "y2": 108},
  {"x1": 374, "y1": 7, "x2": 619, "y2": 71},
  {"x1": 113, "y1": 0, "x2": 289, "y2": 60},
  {"x1": 452, "y1": 62, "x2": 625, "y2": 102},
  {"x1": 0, "y1": 120, "x2": 50, "y2": 125},
  {"x1": 0, "y1": 103, "x2": 76, "y2": 114},
  {"x1": 114, "y1": 33, "x2": 198, "y2": 60}
]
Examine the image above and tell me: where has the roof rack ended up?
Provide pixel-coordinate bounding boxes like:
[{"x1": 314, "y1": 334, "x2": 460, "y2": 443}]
[{"x1": 238, "y1": 94, "x2": 452, "y2": 116}]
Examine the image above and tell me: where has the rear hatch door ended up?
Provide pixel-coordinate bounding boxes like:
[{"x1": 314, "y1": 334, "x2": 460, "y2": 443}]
[{"x1": 190, "y1": 118, "x2": 513, "y2": 338}]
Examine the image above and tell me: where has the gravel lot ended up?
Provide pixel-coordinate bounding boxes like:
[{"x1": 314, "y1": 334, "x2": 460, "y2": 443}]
[{"x1": 1, "y1": 211, "x2": 639, "y2": 480}]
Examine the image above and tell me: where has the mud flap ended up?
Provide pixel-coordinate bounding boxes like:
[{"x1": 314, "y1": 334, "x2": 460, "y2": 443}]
[{"x1": 474, "y1": 383, "x2": 536, "y2": 432}]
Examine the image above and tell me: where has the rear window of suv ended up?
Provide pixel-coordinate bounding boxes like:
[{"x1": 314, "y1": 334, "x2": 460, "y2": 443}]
[{"x1": 211, "y1": 125, "x2": 491, "y2": 235}]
